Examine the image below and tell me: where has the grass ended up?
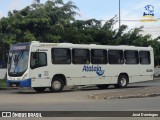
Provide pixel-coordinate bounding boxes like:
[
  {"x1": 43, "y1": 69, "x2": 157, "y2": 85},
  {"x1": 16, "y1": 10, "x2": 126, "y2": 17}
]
[{"x1": 0, "y1": 79, "x2": 7, "y2": 87}]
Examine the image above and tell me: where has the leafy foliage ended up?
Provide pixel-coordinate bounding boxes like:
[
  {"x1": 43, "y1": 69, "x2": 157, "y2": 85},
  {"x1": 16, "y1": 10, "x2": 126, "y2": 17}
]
[{"x1": 0, "y1": 0, "x2": 160, "y2": 66}]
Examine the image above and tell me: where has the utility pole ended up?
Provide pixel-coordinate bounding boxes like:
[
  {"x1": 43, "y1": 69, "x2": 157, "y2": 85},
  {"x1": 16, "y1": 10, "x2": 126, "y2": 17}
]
[
  {"x1": 119, "y1": 0, "x2": 121, "y2": 29},
  {"x1": 33, "y1": 0, "x2": 40, "y2": 4}
]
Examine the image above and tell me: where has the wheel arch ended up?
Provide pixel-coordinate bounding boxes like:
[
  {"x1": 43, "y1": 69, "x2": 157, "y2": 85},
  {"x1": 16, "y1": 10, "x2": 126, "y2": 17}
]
[{"x1": 52, "y1": 74, "x2": 67, "y2": 86}]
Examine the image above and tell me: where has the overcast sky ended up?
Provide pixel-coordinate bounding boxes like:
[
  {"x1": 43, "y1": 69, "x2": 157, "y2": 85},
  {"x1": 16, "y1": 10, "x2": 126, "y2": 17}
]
[{"x1": 0, "y1": 0, "x2": 160, "y2": 38}]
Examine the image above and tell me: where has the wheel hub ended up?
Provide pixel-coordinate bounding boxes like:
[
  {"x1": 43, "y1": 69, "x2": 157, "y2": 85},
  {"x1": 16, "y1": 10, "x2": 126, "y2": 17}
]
[
  {"x1": 52, "y1": 81, "x2": 61, "y2": 90},
  {"x1": 121, "y1": 78, "x2": 127, "y2": 86}
]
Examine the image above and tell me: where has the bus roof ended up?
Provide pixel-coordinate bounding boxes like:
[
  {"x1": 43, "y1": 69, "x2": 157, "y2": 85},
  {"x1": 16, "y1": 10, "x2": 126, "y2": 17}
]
[{"x1": 29, "y1": 41, "x2": 153, "y2": 51}]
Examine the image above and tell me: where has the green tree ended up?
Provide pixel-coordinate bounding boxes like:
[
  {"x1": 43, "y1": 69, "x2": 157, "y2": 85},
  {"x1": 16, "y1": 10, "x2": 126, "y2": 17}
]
[{"x1": 0, "y1": 0, "x2": 160, "y2": 66}]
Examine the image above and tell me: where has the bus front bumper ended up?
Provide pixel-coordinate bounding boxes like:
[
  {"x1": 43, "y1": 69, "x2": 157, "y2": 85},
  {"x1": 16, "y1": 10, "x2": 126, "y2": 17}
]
[{"x1": 7, "y1": 79, "x2": 31, "y2": 87}]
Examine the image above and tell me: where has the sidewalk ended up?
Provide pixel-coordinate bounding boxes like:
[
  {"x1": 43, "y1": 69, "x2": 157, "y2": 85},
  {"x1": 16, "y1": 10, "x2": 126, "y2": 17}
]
[{"x1": 89, "y1": 86, "x2": 160, "y2": 100}]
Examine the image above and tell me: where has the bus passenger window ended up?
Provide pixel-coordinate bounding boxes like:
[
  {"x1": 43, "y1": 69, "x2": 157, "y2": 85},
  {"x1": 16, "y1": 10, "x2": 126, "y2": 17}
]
[
  {"x1": 139, "y1": 51, "x2": 150, "y2": 64},
  {"x1": 72, "y1": 49, "x2": 90, "y2": 64},
  {"x1": 125, "y1": 50, "x2": 139, "y2": 64},
  {"x1": 91, "y1": 49, "x2": 107, "y2": 64},
  {"x1": 52, "y1": 48, "x2": 71, "y2": 64},
  {"x1": 108, "y1": 50, "x2": 124, "y2": 64}
]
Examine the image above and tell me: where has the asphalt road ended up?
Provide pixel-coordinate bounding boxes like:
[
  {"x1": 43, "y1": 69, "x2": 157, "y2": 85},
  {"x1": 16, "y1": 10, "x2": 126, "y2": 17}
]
[{"x1": 0, "y1": 79, "x2": 160, "y2": 120}]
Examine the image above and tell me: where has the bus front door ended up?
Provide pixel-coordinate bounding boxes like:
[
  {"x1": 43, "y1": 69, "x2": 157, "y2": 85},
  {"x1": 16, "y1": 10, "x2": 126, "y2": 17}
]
[{"x1": 30, "y1": 48, "x2": 50, "y2": 87}]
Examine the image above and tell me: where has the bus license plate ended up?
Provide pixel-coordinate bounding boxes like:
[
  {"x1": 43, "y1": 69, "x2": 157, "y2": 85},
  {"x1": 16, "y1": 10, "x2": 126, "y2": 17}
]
[{"x1": 12, "y1": 84, "x2": 17, "y2": 87}]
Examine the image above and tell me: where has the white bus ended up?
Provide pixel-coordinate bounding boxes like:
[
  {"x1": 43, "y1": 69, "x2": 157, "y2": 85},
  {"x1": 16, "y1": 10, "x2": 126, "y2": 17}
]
[{"x1": 7, "y1": 41, "x2": 154, "y2": 92}]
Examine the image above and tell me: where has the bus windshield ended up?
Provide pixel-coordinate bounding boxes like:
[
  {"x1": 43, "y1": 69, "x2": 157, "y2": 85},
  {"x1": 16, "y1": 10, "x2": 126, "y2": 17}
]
[
  {"x1": 8, "y1": 50, "x2": 29, "y2": 76},
  {"x1": 8, "y1": 44, "x2": 30, "y2": 77}
]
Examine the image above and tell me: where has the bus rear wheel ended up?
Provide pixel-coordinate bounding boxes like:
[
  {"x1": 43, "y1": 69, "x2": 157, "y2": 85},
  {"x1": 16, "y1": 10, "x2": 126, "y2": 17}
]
[
  {"x1": 97, "y1": 85, "x2": 109, "y2": 89},
  {"x1": 33, "y1": 87, "x2": 46, "y2": 93},
  {"x1": 115, "y1": 75, "x2": 128, "y2": 88},
  {"x1": 50, "y1": 77, "x2": 64, "y2": 92}
]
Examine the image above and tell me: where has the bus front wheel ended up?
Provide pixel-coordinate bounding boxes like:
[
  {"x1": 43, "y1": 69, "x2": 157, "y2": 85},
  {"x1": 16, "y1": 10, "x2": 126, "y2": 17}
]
[
  {"x1": 115, "y1": 75, "x2": 128, "y2": 88},
  {"x1": 33, "y1": 87, "x2": 46, "y2": 93},
  {"x1": 50, "y1": 77, "x2": 64, "y2": 92}
]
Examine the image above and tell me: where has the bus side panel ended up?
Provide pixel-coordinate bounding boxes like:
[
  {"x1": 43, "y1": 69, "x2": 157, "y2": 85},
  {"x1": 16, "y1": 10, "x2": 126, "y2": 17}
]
[
  {"x1": 108, "y1": 64, "x2": 140, "y2": 84},
  {"x1": 48, "y1": 65, "x2": 82, "y2": 86},
  {"x1": 106, "y1": 65, "x2": 122, "y2": 84},
  {"x1": 90, "y1": 65, "x2": 112, "y2": 85}
]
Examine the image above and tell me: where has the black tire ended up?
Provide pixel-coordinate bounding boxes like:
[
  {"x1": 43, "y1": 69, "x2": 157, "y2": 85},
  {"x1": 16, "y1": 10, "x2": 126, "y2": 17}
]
[
  {"x1": 50, "y1": 77, "x2": 64, "y2": 92},
  {"x1": 115, "y1": 75, "x2": 129, "y2": 88},
  {"x1": 97, "y1": 85, "x2": 109, "y2": 89},
  {"x1": 33, "y1": 87, "x2": 46, "y2": 93}
]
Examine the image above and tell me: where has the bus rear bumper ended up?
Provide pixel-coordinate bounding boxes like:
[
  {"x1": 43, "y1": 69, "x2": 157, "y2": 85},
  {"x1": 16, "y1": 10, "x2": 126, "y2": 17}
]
[{"x1": 7, "y1": 79, "x2": 31, "y2": 87}]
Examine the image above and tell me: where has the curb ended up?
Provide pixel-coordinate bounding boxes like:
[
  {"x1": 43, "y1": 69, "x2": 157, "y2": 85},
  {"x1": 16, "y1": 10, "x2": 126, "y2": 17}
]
[
  {"x1": 88, "y1": 86, "x2": 160, "y2": 100},
  {"x1": 89, "y1": 93, "x2": 160, "y2": 100}
]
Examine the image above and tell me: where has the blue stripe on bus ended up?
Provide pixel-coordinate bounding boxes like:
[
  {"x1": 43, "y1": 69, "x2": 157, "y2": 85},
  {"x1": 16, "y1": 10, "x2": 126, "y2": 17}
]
[{"x1": 7, "y1": 79, "x2": 31, "y2": 87}]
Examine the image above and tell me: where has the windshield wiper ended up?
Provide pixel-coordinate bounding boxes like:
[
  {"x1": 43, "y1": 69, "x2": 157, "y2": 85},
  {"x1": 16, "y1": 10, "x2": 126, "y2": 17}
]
[{"x1": 13, "y1": 51, "x2": 24, "y2": 72}]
